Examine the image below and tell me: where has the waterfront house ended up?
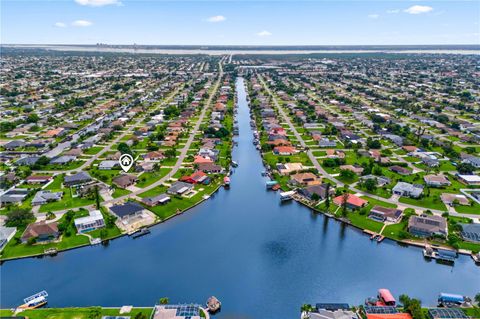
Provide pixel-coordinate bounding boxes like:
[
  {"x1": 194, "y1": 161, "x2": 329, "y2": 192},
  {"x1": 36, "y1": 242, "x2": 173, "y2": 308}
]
[
  {"x1": 74, "y1": 210, "x2": 105, "y2": 233},
  {"x1": 197, "y1": 162, "x2": 222, "y2": 173},
  {"x1": 31, "y1": 190, "x2": 63, "y2": 206},
  {"x1": 141, "y1": 193, "x2": 171, "y2": 207},
  {"x1": 333, "y1": 194, "x2": 368, "y2": 209},
  {"x1": 408, "y1": 214, "x2": 447, "y2": 237},
  {"x1": 0, "y1": 226, "x2": 17, "y2": 251},
  {"x1": 309, "y1": 309, "x2": 359, "y2": 319},
  {"x1": 64, "y1": 171, "x2": 92, "y2": 187},
  {"x1": 167, "y1": 181, "x2": 194, "y2": 195},
  {"x1": 289, "y1": 172, "x2": 320, "y2": 186},
  {"x1": 369, "y1": 206, "x2": 403, "y2": 223},
  {"x1": 392, "y1": 182, "x2": 423, "y2": 198},
  {"x1": 460, "y1": 223, "x2": 480, "y2": 243},
  {"x1": 180, "y1": 171, "x2": 210, "y2": 185},
  {"x1": 277, "y1": 163, "x2": 304, "y2": 175},
  {"x1": 109, "y1": 201, "x2": 146, "y2": 222},
  {"x1": 428, "y1": 308, "x2": 468, "y2": 319},
  {"x1": 21, "y1": 221, "x2": 59, "y2": 243},
  {"x1": 423, "y1": 174, "x2": 451, "y2": 187},
  {"x1": 298, "y1": 183, "x2": 334, "y2": 200},
  {"x1": 366, "y1": 314, "x2": 412, "y2": 319}
]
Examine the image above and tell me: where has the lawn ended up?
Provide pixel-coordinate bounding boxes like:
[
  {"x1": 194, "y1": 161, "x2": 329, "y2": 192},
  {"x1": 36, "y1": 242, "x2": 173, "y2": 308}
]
[
  {"x1": 112, "y1": 187, "x2": 131, "y2": 198},
  {"x1": 454, "y1": 202, "x2": 480, "y2": 215},
  {"x1": 83, "y1": 146, "x2": 104, "y2": 155},
  {"x1": 8, "y1": 307, "x2": 153, "y2": 319},
  {"x1": 399, "y1": 195, "x2": 447, "y2": 212},
  {"x1": 136, "y1": 168, "x2": 171, "y2": 188},
  {"x1": 39, "y1": 188, "x2": 94, "y2": 213}
]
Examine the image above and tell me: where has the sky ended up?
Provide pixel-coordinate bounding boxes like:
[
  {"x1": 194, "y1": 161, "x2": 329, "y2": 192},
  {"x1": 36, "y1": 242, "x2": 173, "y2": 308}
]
[{"x1": 1, "y1": 0, "x2": 479, "y2": 45}]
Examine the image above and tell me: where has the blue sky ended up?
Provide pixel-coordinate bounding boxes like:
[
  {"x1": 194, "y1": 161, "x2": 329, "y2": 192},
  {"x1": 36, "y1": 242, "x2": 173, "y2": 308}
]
[{"x1": 1, "y1": 0, "x2": 479, "y2": 45}]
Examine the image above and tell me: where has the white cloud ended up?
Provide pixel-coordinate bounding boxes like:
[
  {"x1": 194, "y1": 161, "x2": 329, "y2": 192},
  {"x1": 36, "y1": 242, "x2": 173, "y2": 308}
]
[
  {"x1": 404, "y1": 5, "x2": 433, "y2": 15},
  {"x1": 206, "y1": 15, "x2": 226, "y2": 23},
  {"x1": 54, "y1": 22, "x2": 67, "y2": 28},
  {"x1": 257, "y1": 30, "x2": 272, "y2": 37},
  {"x1": 74, "y1": 0, "x2": 121, "y2": 7},
  {"x1": 387, "y1": 9, "x2": 400, "y2": 14},
  {"x1": 368, "y1": 14, "x2": 379, "y2": 19},
  {"x1": 72, "y1": 20, "x2": 93, "y2": 27}
]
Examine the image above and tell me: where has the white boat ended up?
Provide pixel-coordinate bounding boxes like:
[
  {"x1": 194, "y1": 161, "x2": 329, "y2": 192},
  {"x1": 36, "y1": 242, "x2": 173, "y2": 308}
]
[{"x1": 279, "y1": 191, "x2": 295, "y2": 201}]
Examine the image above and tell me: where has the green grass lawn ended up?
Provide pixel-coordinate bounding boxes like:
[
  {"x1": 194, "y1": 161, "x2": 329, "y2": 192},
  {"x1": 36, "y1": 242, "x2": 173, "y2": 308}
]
[
  {"x1": 136, "y1": 168, "x2": 171, "y2": 188},
  {"x1": 82, "y1": 146, "x2": 104, "y2": 155},
  {"x1": 112, "y1": 187, "x2": 131, "y2": 198},
  {"x1": 454, "y1": 202, "x2": 480, "y2": 215},
  {"x1": 45, "y1": 174, "x2": 64, "y2": 190},
  {"x1": 399, "y1": 195, "x2": 447, "y2": 212},
  {"x1": 39, "y1": 188, "x2": 94, "y2": 213},
  {"x1": 4, "y1": 307, "x2": 153, "y2": 319}
]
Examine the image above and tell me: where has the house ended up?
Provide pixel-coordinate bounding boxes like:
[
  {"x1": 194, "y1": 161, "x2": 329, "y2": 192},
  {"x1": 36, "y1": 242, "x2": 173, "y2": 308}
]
[
  {"x1": 460, "y1": 223, "x2": 480, "y2": 243},
  {"x1": 21, "y1": 221, "x2": 59, "y2": 243},
  {"x1": 180, "y1": 171, "x2": 210, "y2": 184},
  {"x1": 98, "y1": 160, "x2": 120, "y2": 170},
  {"x1": 0, "y1": 188, "x2": 29, "y2": 205},
  {"x1": 110, "y1": 201, "x2": 146, "y2": 221},
  {"x1": 457, "y1": 174, "x2": 480, "y2": 186},
  {"x1": 440, "y1": 193, "x2": 470, "y2": 207},
  {"x1": 339, "y1": 165, "x2": 364, "y2": 175},
  {"x1": 112, "y1": 174, "x2": 138, "y2": 189},
  {"x1": 277, "y1": 162, "x2": 304, "y2": 175},
  {"x1": 389, "y1": 165, "x2": 412, "y2": 176},
  {"x1": 369, "y1": 206, "x2": 403, "y2": 223},
  {"x1": 392, "y1": 182, "x2": 423, "y2": 198},
  {"x1": 64, "y1": 171, "x2": 92, "y2": 187},
  {"x1": 408, "y1": 214, "x2": 447, "y2": 237},
  {"x1": 289, "y1": 172, "x2": 320, "y2": 186},
  {"x1": 141, "y1": 193, "x2": 171, "y2": 207},
  {"x1": 197, "y1": 162, "x2": 222, "y2": 173},
  {"x1": 273, "y1": 146, "x2": 297, "y2": 155},
  {"x1": 318, "y1": 138, "x2": 337, "y2": 148},
  {"x1": 333, "y1": 194, "x2": 368, "y2": 209},
  {"x1": 167, "y1": 181, "x2": 194, "y2": 195},
  {"x1": 31, "y1": 190, "x2": 63, "y2": 206},
  {"x1": 25, "y1": 175, "x2": 53, "y2": 184},
  {"x1": 366, "y1": 314, "x2": 412, "y2": 319},
  {"x1": 74, "y1": 210, "x2": 105, "y2": 233},
  {"x1": 194, "y1": 155, "x2": 213, "y2": 164},
  {"x1": 360, "y1": 175, "x2": 391, "y2": 187},
  {"x1": 462, "y1": 155, "x2": 480, "y2": 168},
  {"x1": 4, "y1": 140, "x2": 26, "y2": 150},
  {"x1": 298, "y1": 183, "x2": 334, "y2": 200},
  {"x1": 16, "y1": 156, "x2": 40, "y2": 166},
  {"x1": 423, "y1": 174, "x2": 451, "y2": 187},
  {"x1": 143, "y1": 151, "x2": 165, "y2": 161},
  {"x1": 309, "y1": 309, "x2": 359, "y2": 319},
  {"x1": 50, "y1": 155, "x2": 76, "y2": 165},
  {"x1": 0, "y1": 226, "x2": 17, "y2": 251}
]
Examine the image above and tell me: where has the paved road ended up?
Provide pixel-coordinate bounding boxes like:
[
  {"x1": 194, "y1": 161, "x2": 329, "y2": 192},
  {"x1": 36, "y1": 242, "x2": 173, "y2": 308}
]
[{"x1": 259, "y1": 75, "x2": 477, "y2": 219}]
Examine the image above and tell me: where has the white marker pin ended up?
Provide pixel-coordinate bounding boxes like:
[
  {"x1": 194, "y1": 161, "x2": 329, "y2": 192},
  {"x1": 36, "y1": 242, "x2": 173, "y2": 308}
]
[{"x1": 119, "y1": 154, "x2": 134, "y2": 173}]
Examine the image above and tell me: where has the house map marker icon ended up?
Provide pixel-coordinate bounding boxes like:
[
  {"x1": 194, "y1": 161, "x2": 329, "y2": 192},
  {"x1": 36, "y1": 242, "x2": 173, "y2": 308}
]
[{"x1": 119, "y1": 154, "x2": 134, "y2": 173}]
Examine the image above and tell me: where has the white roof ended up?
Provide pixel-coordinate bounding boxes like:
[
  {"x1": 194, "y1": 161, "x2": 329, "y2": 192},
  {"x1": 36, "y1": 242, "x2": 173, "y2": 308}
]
[
  {"x1": 74, "y1": 210, "x2": 104, "y2": 226},
  {"x1": 458, "y1": 174, "x2": 480, "y2": 182}
]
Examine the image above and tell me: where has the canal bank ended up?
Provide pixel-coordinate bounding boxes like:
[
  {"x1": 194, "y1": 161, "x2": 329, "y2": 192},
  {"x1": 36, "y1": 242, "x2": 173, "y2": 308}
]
[{"x1": 1, "y1": 77, "x2": 478, "y2": 319}]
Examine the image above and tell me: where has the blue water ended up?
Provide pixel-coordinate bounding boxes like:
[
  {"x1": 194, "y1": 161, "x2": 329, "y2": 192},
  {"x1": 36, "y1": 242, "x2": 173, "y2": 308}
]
[{"x1": 0, "y1": 78, "x2": 478, "y2": 318}]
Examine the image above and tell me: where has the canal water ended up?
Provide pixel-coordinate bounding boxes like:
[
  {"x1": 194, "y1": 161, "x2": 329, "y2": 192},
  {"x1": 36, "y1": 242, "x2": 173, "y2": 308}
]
[{"x1": 1, "y1": 78, "x2": 478, "y2": 318}]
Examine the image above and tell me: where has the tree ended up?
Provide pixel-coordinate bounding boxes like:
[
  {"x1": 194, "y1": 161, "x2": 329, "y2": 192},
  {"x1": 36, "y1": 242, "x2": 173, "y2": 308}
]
[
  {"x1": 117, "y1": 142, "x2": 133, "y2": 156},
  {"x1": 134, "y1": 313, "x2": 147, "y2": 319},
  {"x1": 325, "y1": 183, "x2": 331, "y2": 209},
  {"x1": 339, "y1": 169, "x2": 355, "y2": 181},
  {"x1": 364, "y1": 178, "x2": 378, "y2": 192},
  {"x1": 475, "y1": 293, "x2": 480, "y2": 306},
  {"x1": 94, "y1": 185, "x2": 100, "y2": 209},
  {"x1": 159, "y1": 297, "x2": 169, "y2": 305},
  {"x1": 341, "y1": 191, "x2": 349, "y2": 217},
  {"x1": 5, "y1": 209, "x2": 35, "y2": 228},
  {"x1": 399, "y1": 294, "x2": 425, "y2": 319},
  {"x1": 457, "y1": 162, "x2": 475, "y2": 174}
]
